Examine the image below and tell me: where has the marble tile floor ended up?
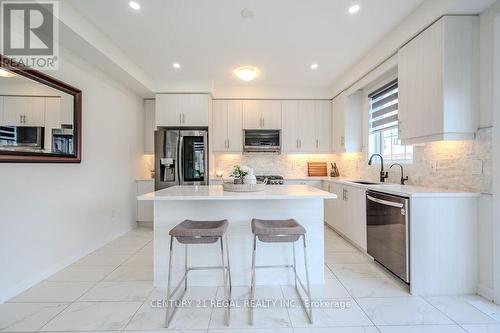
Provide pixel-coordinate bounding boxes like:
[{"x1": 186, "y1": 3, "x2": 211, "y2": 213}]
[{"x1": 1, "y1": 226, "x2": 499, "y2": 333}]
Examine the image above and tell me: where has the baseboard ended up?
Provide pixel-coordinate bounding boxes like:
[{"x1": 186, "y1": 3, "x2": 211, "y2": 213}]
[
  {"x1": 0, "y1": 226, "x2": 134, "y2": 303},
  {"x1": 478, "y1": 284, "x2": 495, "y2": 301}
]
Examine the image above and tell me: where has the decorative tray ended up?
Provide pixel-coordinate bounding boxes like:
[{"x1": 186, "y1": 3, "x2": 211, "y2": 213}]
[{"x1": 222, "y1": 182, "x2": 267, "y2": 192}]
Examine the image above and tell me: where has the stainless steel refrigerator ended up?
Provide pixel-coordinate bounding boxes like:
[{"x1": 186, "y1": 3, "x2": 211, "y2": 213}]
[{"x1": 155, "y1": 129, "x2": 208, "y2": 190}]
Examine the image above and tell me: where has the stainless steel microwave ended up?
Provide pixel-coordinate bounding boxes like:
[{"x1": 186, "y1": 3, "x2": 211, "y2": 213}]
[{"x1": 243, "y1": 129, "x2": 281, "y2": 153}]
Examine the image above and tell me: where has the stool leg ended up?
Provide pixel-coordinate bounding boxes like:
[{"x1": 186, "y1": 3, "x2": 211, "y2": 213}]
[
  {"x1": 249, "y1": 235, "x2": 257, "y2": 325},
  {"x1": 225, "y1": 235, "x2": 232, "y2": 322},
  {"x1": 165, "y1": 236, "x2": 175, "y2": 328},
  {"x1": 184, "y1": 244, "x2": 188, "y2": 291},
  {"x1": 302, "y1": 234, "x2": 313, "y2": 324},
  {"x1": 220, "y1": 236, "x2": 230, "y2": 326},
  {"x1": 292, "y1": 241, "x2": 298, "y2": 290},
  {"x1": 225, "y1": 235, "x2": 232, "y2": 294}
]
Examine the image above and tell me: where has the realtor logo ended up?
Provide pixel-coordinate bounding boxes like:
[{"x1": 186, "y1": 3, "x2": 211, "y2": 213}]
[{"x1": 0, "y1": 1, "x2": 59, "y2": 70}]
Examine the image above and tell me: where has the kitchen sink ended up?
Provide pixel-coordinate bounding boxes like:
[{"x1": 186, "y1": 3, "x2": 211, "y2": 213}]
[{"x1": 347, "y1": 180, "x2": 381, "y2": 185}]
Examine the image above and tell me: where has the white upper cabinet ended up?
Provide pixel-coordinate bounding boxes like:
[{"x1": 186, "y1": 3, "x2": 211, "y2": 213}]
[
  {"x1": 212, "y1": 100, "x2": 242, "y2": 153},
  {"x1": 242, "y1": 100, "x2": 282, "y2": 129},
  {"x1": 332, "y1": 91, "x2": 362, "y2": 153},
  {"x1": 2, "y1": 96, "x2": 45, "y2": 126},
  {"x1": 282, "y1": 100, "x2": 332, "y2": 153},
  {"x1": 315, "y1": 101, "x2": 332, "y2": 152},
  {"x1": 281, "y1": 101, "x2": 300, "y2": 152},
  {"x1": 297, "y1": 101, "x2": 316, "y2": 151},
  {"x1": 155, "y1": 94, "x2": 209, "y2": 127},
  {"x1": 144, "y1": 99, "x2": 155, "y2": 154},
  {"x1": 397, "y1": 16, "x2": 479, "y2": 145}
]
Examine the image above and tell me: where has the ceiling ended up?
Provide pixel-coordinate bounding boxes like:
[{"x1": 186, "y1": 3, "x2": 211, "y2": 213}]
[{"x1": 68, "y1": 0, "x2": 423, "y2": 91}]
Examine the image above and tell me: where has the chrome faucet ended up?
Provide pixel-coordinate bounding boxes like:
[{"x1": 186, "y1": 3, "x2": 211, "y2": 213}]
[
  {"x1": 390, "y1": 163, "x2": 409, "y2": 185},
  {"x1": 368, "y1": 154, "x2": 389, "y2": 183}
]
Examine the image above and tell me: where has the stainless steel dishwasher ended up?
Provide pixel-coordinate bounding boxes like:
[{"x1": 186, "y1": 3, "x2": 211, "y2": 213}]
[{"x1": 366, "y1": 190, "x2": 410, "y2": 284}]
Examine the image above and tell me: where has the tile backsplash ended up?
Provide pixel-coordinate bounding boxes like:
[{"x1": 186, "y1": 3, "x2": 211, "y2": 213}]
[{"x1": 212, "y1": 128, "x2": 492, "y2": 194}]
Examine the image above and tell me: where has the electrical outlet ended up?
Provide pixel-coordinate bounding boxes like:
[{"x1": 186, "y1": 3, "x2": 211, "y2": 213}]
[
  {"x1": 429, "y1": 160, "x2": 438, "y2": 171},
  {"x1": 471, "y1": 160, "x2": 483, "y2": 175}
]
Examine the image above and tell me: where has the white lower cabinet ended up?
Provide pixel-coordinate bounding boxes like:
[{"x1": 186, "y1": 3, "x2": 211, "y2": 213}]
[
  {"x1": 137, "y1": 180, "x2": 154, "y2": 222},
  {"x1": 324, "y1": 182, "x2": 367, "y2": 251}
]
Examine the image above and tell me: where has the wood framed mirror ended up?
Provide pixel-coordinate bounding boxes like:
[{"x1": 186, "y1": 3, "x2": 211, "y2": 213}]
[{"x1": 0, "y1": 55, "x2": 82, "y2": 163}]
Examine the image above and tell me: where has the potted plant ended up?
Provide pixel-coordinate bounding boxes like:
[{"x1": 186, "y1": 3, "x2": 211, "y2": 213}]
[{"x1": 230, "y1": 165, "x2": 256, "y2": 184}]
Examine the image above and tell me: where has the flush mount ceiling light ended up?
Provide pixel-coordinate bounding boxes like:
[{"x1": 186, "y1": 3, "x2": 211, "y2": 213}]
[
  {"x1": 240, "y1": 8, "x2": 255, "y2": 19},
  {"x1": 348, "y1": 4, "x2": 360, "y2": 14},
  {"x1": 234, "y1": 66, "x2": 258, "y2": 81},
  {"x1": 0, "y1": 68, "x2": 16, "y2": 78},
  {"x1": 129, "y1": 1, "x2": 141, "y2": 10},
  {"x1": 172, "y1": 62, "x2": 181, "y2": 69},
  {"x1": 310, "y1": 63, "x2": 319, "y2": 70}
]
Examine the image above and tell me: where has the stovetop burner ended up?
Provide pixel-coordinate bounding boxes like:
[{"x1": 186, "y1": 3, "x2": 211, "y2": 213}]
[{"x1": 256, "y1": 175, "x2": 284, "y2": 185}]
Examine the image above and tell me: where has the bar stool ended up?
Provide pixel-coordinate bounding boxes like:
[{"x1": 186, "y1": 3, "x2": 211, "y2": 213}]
[
  {"x1": 165, "y1": 219, "x2": 232, "y2": 327},
  {"x1": 250, "y1": 218, "x2": 313, "y2": 324}
]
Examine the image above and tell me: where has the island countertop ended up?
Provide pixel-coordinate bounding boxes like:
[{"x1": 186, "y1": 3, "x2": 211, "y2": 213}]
[{"x1": 138, "y1": 184, "x2": 337, "y2": 201}]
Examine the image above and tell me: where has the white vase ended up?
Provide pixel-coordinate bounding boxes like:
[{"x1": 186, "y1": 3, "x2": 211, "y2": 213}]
[{"x1": 243, "y1": 174, "x2": 257, "y2": 185}]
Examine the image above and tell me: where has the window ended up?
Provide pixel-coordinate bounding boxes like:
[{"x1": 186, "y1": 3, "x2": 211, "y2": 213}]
[{"x1": 368, "y1": 80, "x2": 413, "y2": 161}]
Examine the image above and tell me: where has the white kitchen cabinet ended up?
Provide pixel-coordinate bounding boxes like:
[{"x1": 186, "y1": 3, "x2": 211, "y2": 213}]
[
  {"x1": 242, "y1": 100, "x2": 281, "y2": 129},
  {"x1": 397, "y1": 16, "x2": 479, "y2": 145},
  {"x1": 332, "y1": 92, "x2": 362, "y2": 153},
  {"x1": 137, "y1": 180, "x2": 154, "y2": 223},
  {"x1": 315, "y1": 101, "x2": 332, "y2": 152},
  {"x1": 282, "y1": 100, "x2": 332, "y2": 153},
  {"x1": 212, "y1": 100, "x2": 242, "y2": 153},
  {"x1": 324, "y1": 182, "x2": 367, "y2": 251},
  {"x1": 2, "y1": 96, "x2": 45, "y2": 126},
  {"x1": 144, "y1": 99, "x2": 155, "y2": 154},
  {"x1": 281, "y1": 101, "x2": 300, "y2": 152},
  {"x1": 155, "y1": 94, "x2": 209, "y2": 127}
]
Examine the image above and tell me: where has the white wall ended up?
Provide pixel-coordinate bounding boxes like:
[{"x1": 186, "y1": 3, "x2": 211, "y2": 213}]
[
  {"x1": 493, "y1": 10, "x2": 500, "y2": 305},
  {"x1": 0, "y1": 46, "x2": 146, "y2": 303}
]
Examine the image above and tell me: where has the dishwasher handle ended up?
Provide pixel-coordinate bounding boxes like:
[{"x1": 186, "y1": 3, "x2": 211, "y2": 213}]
[{"x1": 367, "y1": 194, "x2": 404, "y2": 208}]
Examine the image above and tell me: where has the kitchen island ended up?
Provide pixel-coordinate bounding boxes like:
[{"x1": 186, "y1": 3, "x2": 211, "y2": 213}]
[{"x1": 138, "y1": 185, "x2": 336, "y2": 287}]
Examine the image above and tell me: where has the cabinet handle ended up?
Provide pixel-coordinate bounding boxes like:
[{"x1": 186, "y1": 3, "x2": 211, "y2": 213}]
[
  {"x1": 296, "y1": 139, "x2": 298, "y2": 149},
  {"x1": 262, "y1": 118, "x2": 265, "y2": 128},
  {"x1": 20, "y1": 115, "x2": 23, "y2": 124},
  {"x1": 23, "y1": 115, "x2": 26, "y2": 124},
  {"x1": 341, "y1": 136, "x2": 345, "y2": 146},
  {"x1": 316, "y1": 139, "x2": 319, "y2": 148},
  {"x1": 182, "y1": 113, "x2": 185, "y2": 124},
  {"x1": 179, "y1": 113, "x2": 182, "y2": 124},
  {"x1": 299, "y1": 139, "x2": 302, "y2": 148}
]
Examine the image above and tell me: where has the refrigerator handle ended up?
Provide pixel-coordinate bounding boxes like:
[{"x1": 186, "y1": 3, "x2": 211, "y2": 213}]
[{"x1": 178, "y1": 134, "x2": 184, "y2": 185}]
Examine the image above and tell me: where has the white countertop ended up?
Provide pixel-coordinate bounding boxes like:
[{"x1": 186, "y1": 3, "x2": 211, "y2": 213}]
[
  {"x1": 319, "y1": 177, "x2": 479, "y2": 198},
  {"x1": 138, "y1": 185, "x2": 337, "y2": 201}
]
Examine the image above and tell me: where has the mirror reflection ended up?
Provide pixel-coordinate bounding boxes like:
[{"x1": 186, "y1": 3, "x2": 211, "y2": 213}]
[{"x1": 0, "y1": 68, "x2": 75, "y2": 155}]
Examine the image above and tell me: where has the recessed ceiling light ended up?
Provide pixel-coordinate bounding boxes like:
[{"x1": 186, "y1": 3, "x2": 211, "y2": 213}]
[
  {"x1": 172, "y1": 62, "x2": 181, "y2": 69},
  {"x1": 234, "y1": 66, "x2": 258, "y2": 81},
  {"x1": 310, "y1": 63, "x2": 319, "y2": 70},
  {"x1": 0, "y1": 68, "x2": 16, "y2": 78},
  {"x1": 348, "y1": 4, "x2": 360, "y2": 14},
  {"x1": 129, "y1": 1, "x2": 141, "y2": 10}
]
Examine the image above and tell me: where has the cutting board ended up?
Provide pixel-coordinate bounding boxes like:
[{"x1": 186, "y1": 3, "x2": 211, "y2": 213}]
[{"x1": 307, "y1": 162, "x2": 327, "y2": 177}]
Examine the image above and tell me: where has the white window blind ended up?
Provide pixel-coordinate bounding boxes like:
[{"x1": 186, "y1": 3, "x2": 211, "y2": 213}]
[{"x1": 369, "y1": 80, "x2": 398, "y2": 134}]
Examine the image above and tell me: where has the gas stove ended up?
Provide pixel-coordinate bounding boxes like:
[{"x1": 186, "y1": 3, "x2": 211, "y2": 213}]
[{"x1": 256, "y1": 175, "x2": 284, "y2": 185}]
